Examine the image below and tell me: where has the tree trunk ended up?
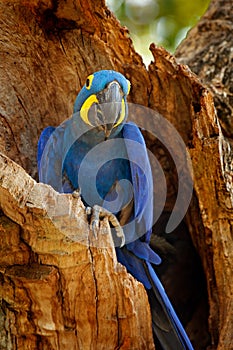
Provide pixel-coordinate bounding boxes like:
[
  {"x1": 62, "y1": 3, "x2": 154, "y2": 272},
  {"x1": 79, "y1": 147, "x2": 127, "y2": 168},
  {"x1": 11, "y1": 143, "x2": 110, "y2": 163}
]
[
  {"x1": 0, "y1": 0, "x2": 232, "y2": 349},
  {"x1": 175, "y1": 1, "x2": 233, "y2": 348}
]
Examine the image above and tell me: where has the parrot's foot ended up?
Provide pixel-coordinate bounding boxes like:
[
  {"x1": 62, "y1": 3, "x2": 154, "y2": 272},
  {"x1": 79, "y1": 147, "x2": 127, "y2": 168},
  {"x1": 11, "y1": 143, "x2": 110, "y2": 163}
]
[
  {"x1": 87, "y1": 205, "x2": 125, "y2": 247},
  {"x1": 72, "y1": 188, "x2": 81, "y2": 198}
]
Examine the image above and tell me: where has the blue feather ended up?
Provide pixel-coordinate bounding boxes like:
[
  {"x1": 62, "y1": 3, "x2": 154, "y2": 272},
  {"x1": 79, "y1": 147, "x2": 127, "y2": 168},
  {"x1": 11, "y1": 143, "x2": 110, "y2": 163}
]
[{"x1": 37, "y1": 126, "x2": 55, "y2": 171}]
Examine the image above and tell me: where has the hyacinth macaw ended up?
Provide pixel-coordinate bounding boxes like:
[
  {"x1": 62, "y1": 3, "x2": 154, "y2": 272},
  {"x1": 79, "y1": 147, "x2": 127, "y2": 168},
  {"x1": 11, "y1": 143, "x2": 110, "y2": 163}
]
[{"x1": 37, "y1": 70, "x2": 193, "y2": 350}]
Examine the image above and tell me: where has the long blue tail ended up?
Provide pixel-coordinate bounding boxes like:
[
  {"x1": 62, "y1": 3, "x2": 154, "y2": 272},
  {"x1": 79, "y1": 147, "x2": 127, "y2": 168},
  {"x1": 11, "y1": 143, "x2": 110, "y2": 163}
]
[{"x1": 144, "y1": 262, "x2": 194, "y2": 350}]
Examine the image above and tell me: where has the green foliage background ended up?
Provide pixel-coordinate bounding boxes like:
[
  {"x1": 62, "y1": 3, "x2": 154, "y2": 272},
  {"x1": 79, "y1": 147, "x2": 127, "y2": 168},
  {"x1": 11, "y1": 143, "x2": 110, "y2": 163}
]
[{"x1": 107, "y1": 0, "x2": 210, "y2": 65}]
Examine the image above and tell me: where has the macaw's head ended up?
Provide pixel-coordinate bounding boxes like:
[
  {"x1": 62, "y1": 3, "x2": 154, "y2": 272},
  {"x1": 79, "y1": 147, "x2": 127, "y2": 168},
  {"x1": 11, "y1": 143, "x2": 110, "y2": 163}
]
[{"x1": 73, "y1": 70, "x2": 130, "y2": 139}]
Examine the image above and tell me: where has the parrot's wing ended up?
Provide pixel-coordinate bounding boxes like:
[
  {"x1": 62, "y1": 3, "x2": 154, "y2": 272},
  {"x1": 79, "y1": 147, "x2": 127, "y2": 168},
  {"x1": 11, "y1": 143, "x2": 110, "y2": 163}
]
[
  {"x1": 37, "y1": 117, "x2": 80, "y2": 193},
  {"x1": 37, "y1": 126, "x2": 56, "y2": 173},
  {"x1": 122, "y1": 122, "x2": 153, "y2": 243},
  {"x1": 120, "y1": 122, "x2": 194, "y2": 350}
]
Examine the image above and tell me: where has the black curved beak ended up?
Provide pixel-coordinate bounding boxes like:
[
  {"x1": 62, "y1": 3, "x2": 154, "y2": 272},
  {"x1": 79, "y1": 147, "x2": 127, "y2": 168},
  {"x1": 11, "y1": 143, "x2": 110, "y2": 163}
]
[{"x1": 96, "y1": 81, "x2": 123, "y2": 138}]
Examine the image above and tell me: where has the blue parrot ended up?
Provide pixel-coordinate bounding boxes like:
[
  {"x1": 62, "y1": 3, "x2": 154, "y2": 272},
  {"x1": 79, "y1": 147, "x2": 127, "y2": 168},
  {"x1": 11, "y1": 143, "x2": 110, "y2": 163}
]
[{"x1": 37, "y1": 70, "x2": 194, "y2": 350}]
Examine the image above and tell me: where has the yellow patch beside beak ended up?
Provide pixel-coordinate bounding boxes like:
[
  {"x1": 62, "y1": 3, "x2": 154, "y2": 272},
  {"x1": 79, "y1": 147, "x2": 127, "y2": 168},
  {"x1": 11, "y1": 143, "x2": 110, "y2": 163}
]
[
  {"x1": 80, "y1": 94, "x2": 99, "y2": 126},
  {"x1": 114, "y1": 99, "x2": 125, "y2": 128}
]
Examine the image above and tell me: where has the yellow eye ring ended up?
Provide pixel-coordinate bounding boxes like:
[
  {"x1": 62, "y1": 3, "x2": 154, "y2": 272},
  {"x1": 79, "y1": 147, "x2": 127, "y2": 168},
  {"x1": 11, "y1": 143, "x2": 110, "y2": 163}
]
[{"x1": 85, "y1": 74, "x2": 94, "y2": 90}]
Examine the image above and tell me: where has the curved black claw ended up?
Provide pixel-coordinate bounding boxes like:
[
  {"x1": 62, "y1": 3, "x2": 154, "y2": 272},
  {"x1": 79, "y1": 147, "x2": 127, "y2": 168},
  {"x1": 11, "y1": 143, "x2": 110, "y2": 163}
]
[
  {"x1": 72, "y1": 187, "x2": 81, "y2": 198},
  {"x1": 88, "y1": 205, "x2": 125, "y2": 247}
]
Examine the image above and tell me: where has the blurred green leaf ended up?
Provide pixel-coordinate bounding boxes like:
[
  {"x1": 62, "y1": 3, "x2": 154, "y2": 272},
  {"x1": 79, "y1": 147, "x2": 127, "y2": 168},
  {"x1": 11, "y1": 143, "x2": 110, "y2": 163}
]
[{"x1": 106, "y1": 0, "x2": 210, "y2": 65}]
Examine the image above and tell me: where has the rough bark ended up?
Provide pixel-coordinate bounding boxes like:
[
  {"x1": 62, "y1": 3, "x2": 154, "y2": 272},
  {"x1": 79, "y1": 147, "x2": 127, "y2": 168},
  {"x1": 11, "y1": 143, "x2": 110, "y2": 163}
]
[
  {"x1": 0, "y1": 153, "x2": 154, "y2": 349},
  {"x1": 0, "y1": 0, "x2": 232, "y2": 349},
  {"x1": 175, "y1": 1, "x2": 233, "y2": 349}
]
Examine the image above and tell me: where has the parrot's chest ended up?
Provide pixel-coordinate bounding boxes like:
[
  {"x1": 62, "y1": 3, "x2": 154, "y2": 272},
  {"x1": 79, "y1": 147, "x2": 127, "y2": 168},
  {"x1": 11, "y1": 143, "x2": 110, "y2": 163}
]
[{"x1": 63, "y1": 134, "x2": 132, "y2": 211}]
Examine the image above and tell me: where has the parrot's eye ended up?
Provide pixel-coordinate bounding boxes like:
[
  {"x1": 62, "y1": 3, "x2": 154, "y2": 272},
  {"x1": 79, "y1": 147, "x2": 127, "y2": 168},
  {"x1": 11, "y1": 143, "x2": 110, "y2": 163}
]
[
  {"x1": 86, "y1": 78, "x2": 90, "y2": 88},
  {"x1": 85, "y1": 74, "x2": 94, "y2": 90}
]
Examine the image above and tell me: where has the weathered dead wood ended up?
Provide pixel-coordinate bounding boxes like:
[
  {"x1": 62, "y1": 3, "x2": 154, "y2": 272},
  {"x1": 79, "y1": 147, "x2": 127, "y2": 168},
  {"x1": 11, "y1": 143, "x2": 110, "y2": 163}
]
[
  {"x1": 174, "y1": 1, "x2": 233, "y2": 348},
  {"x1": 147, "y1": 40, "x2": 233, "y2": 348},
  {"x1": 0, "y1": 152, "x2": 154, "y2": 349},
  {"x1": 0, "y1": 0, "x2": 232, "y2": 349}
]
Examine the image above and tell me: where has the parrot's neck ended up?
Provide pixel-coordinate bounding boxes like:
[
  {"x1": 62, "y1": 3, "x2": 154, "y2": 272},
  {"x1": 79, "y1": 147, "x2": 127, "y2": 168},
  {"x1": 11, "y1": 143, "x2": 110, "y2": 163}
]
[
  {"x1": 71, "y1": 112, "x2": 126, "y2": 147},
  {"x1": 81, "y1": 127, "x2": 123, "y2": 148},
  {"x1": 78, "y1": 123, "x2": 125, "y2": 148}
]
